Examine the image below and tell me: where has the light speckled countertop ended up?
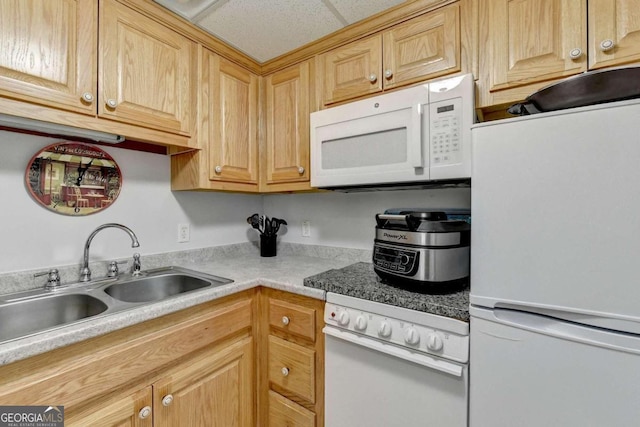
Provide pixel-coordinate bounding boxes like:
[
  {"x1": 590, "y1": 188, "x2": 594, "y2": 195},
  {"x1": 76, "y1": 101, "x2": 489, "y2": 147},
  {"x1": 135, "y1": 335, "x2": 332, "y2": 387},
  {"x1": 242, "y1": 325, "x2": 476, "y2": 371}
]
[{"x1": 0, "y1": 243, "x2": 370, "y2": 366}]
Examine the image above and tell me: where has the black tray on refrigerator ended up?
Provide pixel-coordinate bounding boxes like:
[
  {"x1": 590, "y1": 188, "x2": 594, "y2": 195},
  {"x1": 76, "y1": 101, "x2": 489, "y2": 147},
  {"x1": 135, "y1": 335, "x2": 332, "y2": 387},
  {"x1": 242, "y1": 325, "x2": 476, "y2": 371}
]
[{"x1": 507, "y1": 66, "x2": 640, "y2": 116}]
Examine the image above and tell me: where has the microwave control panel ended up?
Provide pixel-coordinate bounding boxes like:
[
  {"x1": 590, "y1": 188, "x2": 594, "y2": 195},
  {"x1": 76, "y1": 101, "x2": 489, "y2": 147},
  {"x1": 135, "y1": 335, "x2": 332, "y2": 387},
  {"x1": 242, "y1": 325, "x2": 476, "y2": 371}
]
[{"x1": 430, "y1": 97, "x2": 462, "y2": 167}]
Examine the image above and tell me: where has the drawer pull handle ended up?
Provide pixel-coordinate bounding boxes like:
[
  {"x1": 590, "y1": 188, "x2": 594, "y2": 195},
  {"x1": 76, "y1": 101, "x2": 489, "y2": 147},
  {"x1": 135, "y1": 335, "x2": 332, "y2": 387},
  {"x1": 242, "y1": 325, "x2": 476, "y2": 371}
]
[
  {"x1": 281, "y1": 367, "x2": 290, "y2": 377},
  {"x1": 282, "y1": 316, "x2": 290, "y2": 325},
  {"x1": 138, "y1": 406, "x2": 151, "y2": 419},
  {"x1": 297, "y1": 166, "x2": 305, "y2": 175},
  {"x1": 215, "y1": 165, "x2": 222, "y2": 174},
  {"x1": 162, "y1": 394, "x2": 174, "y2": 407}
]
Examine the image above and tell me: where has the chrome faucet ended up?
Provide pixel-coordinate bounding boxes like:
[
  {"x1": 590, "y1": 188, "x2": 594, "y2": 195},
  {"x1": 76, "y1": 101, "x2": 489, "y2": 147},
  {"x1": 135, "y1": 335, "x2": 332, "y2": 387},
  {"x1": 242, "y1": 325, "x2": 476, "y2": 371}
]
[{"x1": 80, "y1": 223, "x2": 140, "y2": 282}]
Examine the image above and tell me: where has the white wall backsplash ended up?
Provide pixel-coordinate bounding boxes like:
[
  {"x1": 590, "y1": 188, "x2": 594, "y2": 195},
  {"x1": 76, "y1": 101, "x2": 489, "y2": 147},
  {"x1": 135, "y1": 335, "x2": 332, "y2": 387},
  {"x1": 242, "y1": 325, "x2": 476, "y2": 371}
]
[
  {"x1": 263, "y1": 187, "x2": 471, "y2": 249},
  {"x1": 0, "y1": 131, "x2": 262, "y2": 274},
  {"x1": 0, "y1": 130, "x2": 470, "y2": 275}
]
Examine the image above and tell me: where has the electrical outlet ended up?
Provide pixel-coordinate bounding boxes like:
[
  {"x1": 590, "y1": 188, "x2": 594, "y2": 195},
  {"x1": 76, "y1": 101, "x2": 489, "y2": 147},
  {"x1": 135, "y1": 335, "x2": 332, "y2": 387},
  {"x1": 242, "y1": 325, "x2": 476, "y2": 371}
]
[
  {"x1": 177, "y1": 223, "x2": 190, "y2": 243},
  {"x1": 302, "y1": 220, "x2": 311, "y2": 237}
]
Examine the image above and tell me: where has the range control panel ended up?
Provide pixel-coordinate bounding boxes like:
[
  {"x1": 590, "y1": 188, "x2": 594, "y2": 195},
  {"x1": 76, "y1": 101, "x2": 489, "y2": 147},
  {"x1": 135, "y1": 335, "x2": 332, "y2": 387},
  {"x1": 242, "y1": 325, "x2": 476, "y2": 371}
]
[
  {"x1": 324, "y1": 302, "x2": 469, "y2": 363},
  {"x1": 430, "y1": 97, "x2": 462, "y2": 167}
]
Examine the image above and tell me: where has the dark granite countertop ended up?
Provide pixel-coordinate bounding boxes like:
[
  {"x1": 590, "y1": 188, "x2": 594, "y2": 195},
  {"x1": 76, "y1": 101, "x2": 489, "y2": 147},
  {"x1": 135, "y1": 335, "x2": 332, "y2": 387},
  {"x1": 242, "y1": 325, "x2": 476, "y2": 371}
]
[{"x1": 304, "y1": 262, "x2": 470, "y2": 322}]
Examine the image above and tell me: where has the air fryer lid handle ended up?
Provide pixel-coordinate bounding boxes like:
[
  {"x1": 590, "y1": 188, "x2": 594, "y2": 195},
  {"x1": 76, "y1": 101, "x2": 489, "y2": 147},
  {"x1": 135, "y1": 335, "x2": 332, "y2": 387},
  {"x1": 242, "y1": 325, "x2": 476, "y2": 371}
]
[{"x1": 376, "y1": 211, "x2": 447, "y2": 231}]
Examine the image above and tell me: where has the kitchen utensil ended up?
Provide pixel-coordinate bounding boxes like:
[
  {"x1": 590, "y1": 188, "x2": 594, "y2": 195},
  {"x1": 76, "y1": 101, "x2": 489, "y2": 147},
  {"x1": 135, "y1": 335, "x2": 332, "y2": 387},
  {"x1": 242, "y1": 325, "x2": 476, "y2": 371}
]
[
  {"x1": 507, "y1": 66, "x2": 640, "y2": 116},
  {"x1": 247, "y1": 214, "x2": 260, "y2": 230},
  {"x1": 272, "y1": 218, "x2": 287, "y2": 234},
  {"x1": 264, "y1": 216, "x2": 272, "y2": 236}
]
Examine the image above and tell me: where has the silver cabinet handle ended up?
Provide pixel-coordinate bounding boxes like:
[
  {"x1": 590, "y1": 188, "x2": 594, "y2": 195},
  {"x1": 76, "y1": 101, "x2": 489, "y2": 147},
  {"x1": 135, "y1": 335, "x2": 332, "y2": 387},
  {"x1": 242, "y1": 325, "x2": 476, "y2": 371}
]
[
  {"x1": 368, "y1": 73, "x2": 377, "y2": 83},
  {"x1": 162, "y1": 394, "x2": 174, "y2": 407},
  {"x1": 297, "y1": 166, "x2": 305, "y2": 175},
  {"x1": 106, "y1": 99, "x2": 117, "y2": 108},
  {"x1": 384, "y1": 69, "x2": 393, "y2": 79},
  {"x1": 281, "y1": 367, "x2": 289, "y2": 377},
  {"x1": 138, "y1": 406, "x2": 151, "y2": 419},
  {"x1": 282, "y1": 316, "x2": 290, "y2": 325},
  {"x1": 600, "y1": 39, "x2": 615, "y2": 52},
  {"x1": 214, "y1": 165, "x2": 222, "y2": 174},
  {"x1": 81, "y1": 92, "x2": 94, "y2": 103},
  {"x1": 569, "y1": 48, "x2": 582, "y2": 59}
]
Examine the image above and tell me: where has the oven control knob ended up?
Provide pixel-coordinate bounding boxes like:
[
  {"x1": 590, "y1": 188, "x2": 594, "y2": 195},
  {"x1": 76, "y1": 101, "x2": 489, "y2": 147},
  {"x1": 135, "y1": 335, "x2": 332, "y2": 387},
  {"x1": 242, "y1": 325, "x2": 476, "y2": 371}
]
[
  {"x1": 337, "y1": 311, "x2": 350, "y2": 326},
  {"x1": 400, "y1": 254, "x2": 410, "y2": 265},
  {"x1": 378, "y1": 321, "x2": 392, "y2": 338},
  {"x1": 355, "y1": 315, "x2": 368, "y2": 331},
  {"x1": 404, "y1": 327, "x2": 420, "y2": 345},
  {"x1": 427, "y1": 333, "x2": 444, "y2": 352}
]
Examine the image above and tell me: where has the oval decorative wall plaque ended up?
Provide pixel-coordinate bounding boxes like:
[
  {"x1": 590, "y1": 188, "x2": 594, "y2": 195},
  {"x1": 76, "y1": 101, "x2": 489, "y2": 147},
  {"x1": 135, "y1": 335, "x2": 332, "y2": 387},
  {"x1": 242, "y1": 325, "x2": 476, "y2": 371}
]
[{"x1": 25, "y1": 142, "x2": 122, "y2": 216}]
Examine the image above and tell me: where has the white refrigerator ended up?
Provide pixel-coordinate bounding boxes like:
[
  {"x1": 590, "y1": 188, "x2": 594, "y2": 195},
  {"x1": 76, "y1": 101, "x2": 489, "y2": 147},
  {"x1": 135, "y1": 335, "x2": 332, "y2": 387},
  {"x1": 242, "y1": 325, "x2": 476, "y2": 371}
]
[{"x1": 470, "y1": 99, "x2": 640, "y2": 427}]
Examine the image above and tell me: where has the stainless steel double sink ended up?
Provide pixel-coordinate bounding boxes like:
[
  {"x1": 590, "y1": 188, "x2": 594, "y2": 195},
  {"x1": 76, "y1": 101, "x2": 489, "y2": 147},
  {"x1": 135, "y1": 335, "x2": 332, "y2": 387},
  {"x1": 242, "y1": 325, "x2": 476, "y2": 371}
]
[{"x1": 0, "y1": 266, "x2": 233, "y2": 344}]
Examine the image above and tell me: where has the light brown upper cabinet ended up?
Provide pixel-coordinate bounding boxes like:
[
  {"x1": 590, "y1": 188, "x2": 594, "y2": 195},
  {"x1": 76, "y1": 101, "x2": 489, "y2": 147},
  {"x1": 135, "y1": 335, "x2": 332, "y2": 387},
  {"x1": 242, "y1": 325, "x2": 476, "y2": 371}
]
[
  {"x1": 204, "y1": 50, "x2": 259, "y2": 185},
  {"x1": 319, "y1": 3, "x2": 461, "y2": 106},
  {"x1": 261, "y1": 60, "x2": 313, "y2": 192},
  {"x1": 477, "y1": 0, "x2": 640, "y2": 109},
  {"x1": 0, "y1": 0, "x2": 97, "y2": 115},
  {"x1": 100, "y1": 0, "x2": 196, "y2": 136},
  {"x1": 588, "y1": 0, "x2": 640, "y2": 69},
  {"x1": 0, "y1": 0, "x2": 196, "y2": 149}
]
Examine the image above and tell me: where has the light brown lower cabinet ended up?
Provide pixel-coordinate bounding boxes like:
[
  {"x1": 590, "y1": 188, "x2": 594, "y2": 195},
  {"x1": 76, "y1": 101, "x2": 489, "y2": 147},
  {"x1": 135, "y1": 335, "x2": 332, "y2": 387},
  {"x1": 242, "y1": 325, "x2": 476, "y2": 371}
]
[{"x1": 0, "y1": 287, "x2": 325, "y2": 427}]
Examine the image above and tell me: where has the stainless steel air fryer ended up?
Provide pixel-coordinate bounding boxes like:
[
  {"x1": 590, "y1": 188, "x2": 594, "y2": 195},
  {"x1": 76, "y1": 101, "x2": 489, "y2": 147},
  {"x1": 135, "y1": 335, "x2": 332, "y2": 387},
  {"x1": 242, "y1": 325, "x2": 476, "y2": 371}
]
[{"x1": 373, "y1": 209, "x2": 470, "y2": 292}]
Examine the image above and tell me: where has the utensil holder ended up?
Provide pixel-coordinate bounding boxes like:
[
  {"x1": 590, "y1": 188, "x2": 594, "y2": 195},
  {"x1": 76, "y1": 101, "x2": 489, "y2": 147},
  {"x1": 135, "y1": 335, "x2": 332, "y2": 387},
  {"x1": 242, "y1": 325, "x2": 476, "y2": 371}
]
[{"x1": 260, "y1": 234, "x2": 277, "y2": 257}]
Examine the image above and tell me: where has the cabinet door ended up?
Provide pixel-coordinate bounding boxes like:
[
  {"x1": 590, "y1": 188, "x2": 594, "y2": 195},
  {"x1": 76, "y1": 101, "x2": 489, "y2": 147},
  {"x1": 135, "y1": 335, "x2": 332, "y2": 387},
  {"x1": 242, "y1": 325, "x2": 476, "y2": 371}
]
[
  {"x1": 264, "y1": 61, "x2": 311, "y2": 185},
  {"x1": 154, "y1": 337, "x2": 254, "y2": 427},
  {"x1": 203, "y1": 51, "x2": 258, "y2": 183},
  {"x1": 0, "y1": 0, "x2": 96, "y2": 115},
  {"x1": 589, "y1": 0, "x2": 640, "y2": 69},
  {"x1": 99, "y1": 0, "x2": 195, "y2": 135},
  {"x1": 65, "y1": 386, "x2": 153, "y2": 427},
  {"x1": 383, "y1": 3, "x2": 461, "y2": 90},
  {"x1": 320, "y1": 35, "x2": 382, "y2": 105},
  {"x1": 482, "y1": 0, "x2": 587, "y2": 93}
]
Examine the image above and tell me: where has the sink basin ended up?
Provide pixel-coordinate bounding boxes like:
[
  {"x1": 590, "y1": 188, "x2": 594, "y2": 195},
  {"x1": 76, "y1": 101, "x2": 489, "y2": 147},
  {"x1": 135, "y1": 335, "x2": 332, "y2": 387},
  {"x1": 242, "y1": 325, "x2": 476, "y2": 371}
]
[
  {"x1": 104, "y1": 273, "x2": 224, "y2": 303},
  {"x1": 0, "y1": 294, "x2": 108, "y2": 342}
]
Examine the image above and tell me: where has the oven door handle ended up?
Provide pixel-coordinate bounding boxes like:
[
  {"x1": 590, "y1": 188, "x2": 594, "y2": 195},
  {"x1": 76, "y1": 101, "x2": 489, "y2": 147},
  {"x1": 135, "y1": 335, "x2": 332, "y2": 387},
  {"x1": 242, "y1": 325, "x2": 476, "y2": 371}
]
[{"x1": 323, "y1": 326, "x2": 463, "y2": 377}]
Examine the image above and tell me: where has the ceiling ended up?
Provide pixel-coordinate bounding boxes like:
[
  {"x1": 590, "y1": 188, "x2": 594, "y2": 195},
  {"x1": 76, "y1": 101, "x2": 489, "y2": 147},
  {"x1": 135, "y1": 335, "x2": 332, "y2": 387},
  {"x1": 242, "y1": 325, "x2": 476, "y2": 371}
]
[{"x1": 153, "y1": 0, "x2": 407, "y2": 63}]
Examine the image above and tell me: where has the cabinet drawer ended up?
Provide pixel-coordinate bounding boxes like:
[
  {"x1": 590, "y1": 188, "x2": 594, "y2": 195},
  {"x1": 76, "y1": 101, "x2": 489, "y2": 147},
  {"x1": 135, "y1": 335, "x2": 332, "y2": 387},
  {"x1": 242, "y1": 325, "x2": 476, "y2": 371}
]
[
  {"x1": 268, "y1": 335, "x2": 315, "y2": 403},
  {"x1": 268, "y1": 390, "x2": 315, "y2": 427},
  {"x1": 269, "y1": 298, "x2": 316, "y2": 342}
]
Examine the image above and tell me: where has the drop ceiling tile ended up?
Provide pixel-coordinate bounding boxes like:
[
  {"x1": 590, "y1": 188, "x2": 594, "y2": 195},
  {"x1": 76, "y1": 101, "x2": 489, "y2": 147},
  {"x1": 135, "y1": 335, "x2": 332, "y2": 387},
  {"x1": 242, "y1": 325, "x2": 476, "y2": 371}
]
[
  {"x1": 328, "y1": 0, "x2": 405, "y2": 24},
  {"x1": 154, "y1": 0, "x2": 220, "y2": 20},
  {"x1": 196, "y1": 0, "x2": 344, "y2": 62}
]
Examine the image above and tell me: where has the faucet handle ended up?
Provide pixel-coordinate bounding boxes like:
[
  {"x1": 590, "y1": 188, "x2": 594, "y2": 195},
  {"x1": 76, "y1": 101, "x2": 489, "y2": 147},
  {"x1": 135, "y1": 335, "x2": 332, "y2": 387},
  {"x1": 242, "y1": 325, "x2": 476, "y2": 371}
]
[
  {"x1": 107, "y1": 260, "x2": 128, "y2": 278},
  {"x1": 34, "y1": 269, "x2": 61, "y2": 290}
]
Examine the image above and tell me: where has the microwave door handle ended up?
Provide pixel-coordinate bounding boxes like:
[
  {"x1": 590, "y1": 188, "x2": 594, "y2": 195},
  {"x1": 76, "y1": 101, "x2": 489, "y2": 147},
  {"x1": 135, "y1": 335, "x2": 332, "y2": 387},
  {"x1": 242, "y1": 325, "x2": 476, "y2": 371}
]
[{"x1": 409, "y1": 104, "x2": 423, "y2": 168}]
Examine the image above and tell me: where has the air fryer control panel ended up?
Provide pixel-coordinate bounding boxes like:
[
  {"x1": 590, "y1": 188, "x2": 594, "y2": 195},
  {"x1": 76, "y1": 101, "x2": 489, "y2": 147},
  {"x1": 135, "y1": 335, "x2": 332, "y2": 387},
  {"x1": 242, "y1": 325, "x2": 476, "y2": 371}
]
[{"x1": 373, "y1": 244, "x2": 419, "y2": 277}]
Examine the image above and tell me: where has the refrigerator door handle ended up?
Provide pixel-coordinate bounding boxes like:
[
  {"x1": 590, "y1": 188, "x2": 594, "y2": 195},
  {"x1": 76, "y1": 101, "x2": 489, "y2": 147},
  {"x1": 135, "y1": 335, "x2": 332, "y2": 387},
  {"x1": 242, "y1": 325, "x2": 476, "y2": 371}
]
[{"x1": 486, "y1": 308, "x2": 640, "y2": 355}]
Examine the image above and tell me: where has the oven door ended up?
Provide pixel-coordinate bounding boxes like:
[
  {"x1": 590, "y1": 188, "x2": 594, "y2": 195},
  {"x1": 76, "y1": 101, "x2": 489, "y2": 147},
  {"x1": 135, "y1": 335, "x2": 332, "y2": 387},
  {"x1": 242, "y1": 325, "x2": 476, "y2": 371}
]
[{"x1": 324, "y1": 325, "x2": 468, "y2": 427}]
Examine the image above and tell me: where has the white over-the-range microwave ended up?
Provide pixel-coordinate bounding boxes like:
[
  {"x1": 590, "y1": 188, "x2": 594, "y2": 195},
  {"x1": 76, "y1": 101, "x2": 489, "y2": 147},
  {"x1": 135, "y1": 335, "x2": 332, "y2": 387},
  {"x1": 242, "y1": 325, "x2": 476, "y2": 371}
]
[{"x1": 310, "y1": 73, "x2": 474, "y2": 188}]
